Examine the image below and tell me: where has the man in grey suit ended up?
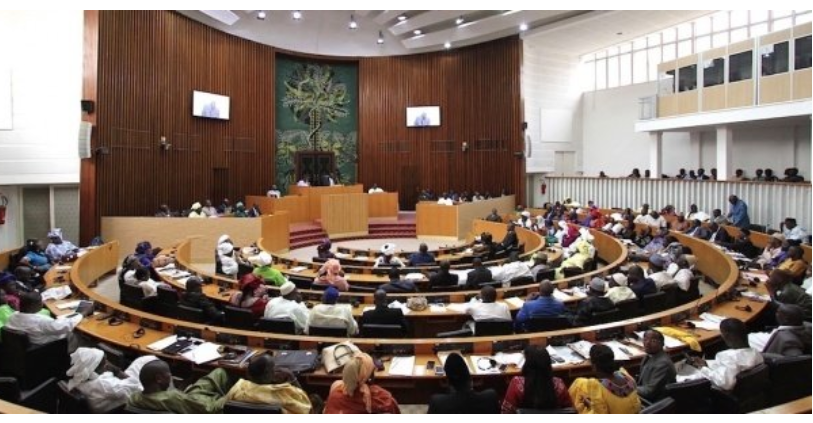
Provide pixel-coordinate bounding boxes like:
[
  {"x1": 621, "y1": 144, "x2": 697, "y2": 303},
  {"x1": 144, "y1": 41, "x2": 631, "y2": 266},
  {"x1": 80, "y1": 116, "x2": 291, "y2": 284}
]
[
  {"x1": 760, "y1": 304, "x2": 812, "y2": 357},
  {"x1": 637, "y1": 330, "x2": 677, "y2": 401}
]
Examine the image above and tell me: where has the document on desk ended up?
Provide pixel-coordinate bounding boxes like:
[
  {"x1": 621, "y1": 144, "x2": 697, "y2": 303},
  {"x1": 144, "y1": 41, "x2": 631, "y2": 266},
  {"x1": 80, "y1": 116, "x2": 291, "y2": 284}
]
[
  {"x1": 289, "y1": 266, "x2": 307, "y2": 273},
  {"x1": 147, "y1": 335, "x2": 178, "y2": 352},
  {"x1": 41, "y1": 285, "x2": 72, "y2": 302},
  {"x1": 742, "y1": 270, "x2": 768, "y2": 283},
  {"x1": 55, "y1": 300, "x2": 81, "y2": 310},
  {"x1": 503, "y1": 297, "x2": 524, "y2": 308},
  {"x1": 181, "y1": 342, "x2": 222, "y2": 365},
  {"x1": 429, "y1": 304, "x2": 447, "y2": 313},
  {"x1": 634, "y1": 331, "x2": 685, "y2": 349},
  {"x1": 494, "y1": 352, "x2": 525, "y2": 367},
  {"x1": 602, "y1": 340, "x2": 642, "y2": 361},
  {"x1": 388, "y1": 356, "x2": 416, "y2": 376},
  {"x1": 552, "y1": 289, "x2": 572, "y2": 302},
  {"x1": 446, "y1": 303, "x2": 468, "y2": 313},
  {"x1": 546, "y1": 345, "x2": 585, "y2": 366}
]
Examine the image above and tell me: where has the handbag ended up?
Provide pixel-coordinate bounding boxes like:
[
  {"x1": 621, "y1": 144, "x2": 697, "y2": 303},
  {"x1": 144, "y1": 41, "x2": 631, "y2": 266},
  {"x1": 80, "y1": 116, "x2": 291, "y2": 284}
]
[
  {"x1": 406, "y1": 296, "x2": 428, "y2": 311},
  {"x1": 322, "y1": 342, "x2": 361, "y2": 373},
  {"x1": 273, "y1": 350, "x2": 320, "y2": 374}
]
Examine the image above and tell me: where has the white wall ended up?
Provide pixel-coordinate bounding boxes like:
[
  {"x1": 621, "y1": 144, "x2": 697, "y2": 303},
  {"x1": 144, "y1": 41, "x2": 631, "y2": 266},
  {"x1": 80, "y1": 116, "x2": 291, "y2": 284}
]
[
  {"x1": 0, "y1": 186, "x2": 23, "y2": 251},
  {"x1": 0, "y1": 11, "x2": 83, "y2": 185}
]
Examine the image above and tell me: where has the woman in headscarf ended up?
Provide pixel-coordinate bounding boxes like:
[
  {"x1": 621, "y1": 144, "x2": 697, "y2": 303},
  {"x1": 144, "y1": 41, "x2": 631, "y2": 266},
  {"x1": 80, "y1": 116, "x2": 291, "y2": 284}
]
[
  {"x1": 324, "y1": 353, "x2": 400, "y2": 414},
  {"x1": 373, "y1": 243, "x2": 405, "y2": 268},
  {"x1": 19, "y1": 239, "x2": 52, "y2": 273},
  {"x1": 229, "y1": 274, "x2": 269, "y2": 317},
  {"x1": 66, "y1": 347, "x2": 157, "y2": 413},
  {"x1": 233, "y1": 202, "x2": 249, "y2": 218},
  {"x1": 316, "y1": 238, "x2": 335, "y2": 260},
  {"x1": 45, "y1": 228, "x2": 79, "y2": 263},
  {"x1": 561, "y1": 225, "x2": 580, "y2": 248},
  {"x1": 217, "y1": 242, "x2": 238, "y2": 278},
  {"x1": 556, "y1": 231, "x2": 595, "y2": 279},
  {"x1": 313, "y1": 259, "x2": 349, "y2": 292},
  {"x1": 569, "y1": 344, "x2": 641, "y2": 414},
  {"x1": 188, "y1": 202, "x2": 206, "y2": 218},
  {"x1": 135, "y1": 241, "x2": 154, "y2": 265}
]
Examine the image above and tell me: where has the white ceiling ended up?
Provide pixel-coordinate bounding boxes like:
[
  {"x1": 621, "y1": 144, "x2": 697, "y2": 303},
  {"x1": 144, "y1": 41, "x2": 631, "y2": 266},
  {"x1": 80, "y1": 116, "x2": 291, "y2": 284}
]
[{"x1": 177, "y1": 10, "x2": 713, "y2": 57}]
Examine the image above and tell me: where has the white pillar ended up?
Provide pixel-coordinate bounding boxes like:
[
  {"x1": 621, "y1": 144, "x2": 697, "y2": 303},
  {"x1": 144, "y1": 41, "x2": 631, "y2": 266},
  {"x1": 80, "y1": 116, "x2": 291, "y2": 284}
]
[
  {"x1": 689, "y1": 131, "x2": 702, "y2": 170},
  {"x1": 716, "y1": 125, "x2": 732, "y2": 181},
  {"x1": 649, "y1": 131, "x2": 662, "y2": 178}
]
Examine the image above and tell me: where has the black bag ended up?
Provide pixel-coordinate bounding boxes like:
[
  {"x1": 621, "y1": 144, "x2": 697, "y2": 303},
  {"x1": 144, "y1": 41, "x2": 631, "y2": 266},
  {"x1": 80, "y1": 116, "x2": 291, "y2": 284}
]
[{"x1": 273, "y1": 350, "x2": 320, "y2": 374}]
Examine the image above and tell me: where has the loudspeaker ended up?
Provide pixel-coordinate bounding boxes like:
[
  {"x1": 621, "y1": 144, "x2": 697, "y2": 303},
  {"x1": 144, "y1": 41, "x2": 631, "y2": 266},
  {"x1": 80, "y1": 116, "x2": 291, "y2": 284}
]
[
  {"x1": 78, "y1": 121, "x2": 92, "y2": 159},
  {"x1": 522, "y1": 121, "x2": 528, "y2": 131},
  {"x1": 80, "y1": 100, "x2": 95, "y2": 114}
]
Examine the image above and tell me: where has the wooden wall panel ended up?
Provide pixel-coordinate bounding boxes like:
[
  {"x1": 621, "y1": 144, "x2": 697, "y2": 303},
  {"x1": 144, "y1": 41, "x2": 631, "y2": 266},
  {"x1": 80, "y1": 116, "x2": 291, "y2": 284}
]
[
  {"x1": 358, "y1": 36, "x2": 525, "y2": 209},
  {"x1": 416, "y1": 203, "x2": 458, "y2": 239},
  {"x1": 367, "y1": 192, "x2": 399, "y2": 218},
  {"x1": 455, "y1": 195, "x2": 515, "y2": 240},
  {"x1": 321, "y1": 194, "x2": 369, "y2": 238}
]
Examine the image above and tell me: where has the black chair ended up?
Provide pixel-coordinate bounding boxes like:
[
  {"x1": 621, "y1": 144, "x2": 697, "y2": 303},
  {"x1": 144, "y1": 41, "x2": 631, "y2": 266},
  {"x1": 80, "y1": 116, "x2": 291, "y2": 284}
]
[
  {"x1": 348, "y1": 284, "x2": 378, "y2": 293},
  {"x1": 517, "y1": 407, "x2": 577, "y2": 414},
  {"x1": 223, "y1": 400, "x2": 283, "y2": 414},
  {"x1": 660, "y1": 284, "x2": 678, "y2": 308},
  {"x1": 155, "y1": 285, "x2": 179, "y2": 317},
  {"x1": 175, "y1": 305, "x2": 205, "y2": 324},
  {"x1": 509, "y1": 275, "x2": 534, "y2": 287},
  {"x1": 0, "y1": 327, "x2": 69, "y2": 390},
  {"x1": 713, "y1": 363, "x2": 771, "y2": 413},
  {"x1": 524, "y1": 316, "x2": 571, "y2": 332},
  {"x1": 535, "y1": 268, "x2": 556, "y2": 282},
  {"x1": 96, "y1": 342, "x2": 128, "y2": 372},
  {"x1": 642, "y1": 291, "x2": 668, "y2": 314},
  {"x1": 562, "y1": 267, "x2": 585, "y2": 278},
  {"x1": 56, "y1": 380, "x2": 91, "y2": 413},
  {"x1": 360, "y1": 324, "x2": 406, "y2": 338},
  {"x1": 665, "y1": 378, "x2": 713, "y2": 414},
  {"x1": 640, "y1": 397, "x2": 676, "y2": 414},
  {"x1": 256, "y1": 318, "x2": 297, "y2": 334},
  {"x1": 119, "y1": 282, "x2": 145, "y2": 309},
  {"x1": 616, "y1": 298, "x2": 640, "y2": 319},
  {"x1": 589, "y1": 308, "x2": 620, "y2": 325},
  {"x1": 0, "y1": 376, "x2": 57, "y2": 413},
  {"x1": 474, "y1": 319, "x2": 513, "y2": 336},
  {"x1": 765, "y1": 355, "x2": 812, "y2": 405},
  {"x1": 429, "y1": 284, "x2": 460, "y2": 292},
  {"x1": 675, "y1": 276, "x2": 701, "y2": 304},
  {"x1": 224, "y1": 306, "x2": 257, "y2": 330},
  {"x1": 308, "y1": 325, "x2": 348, "y2": 337}
]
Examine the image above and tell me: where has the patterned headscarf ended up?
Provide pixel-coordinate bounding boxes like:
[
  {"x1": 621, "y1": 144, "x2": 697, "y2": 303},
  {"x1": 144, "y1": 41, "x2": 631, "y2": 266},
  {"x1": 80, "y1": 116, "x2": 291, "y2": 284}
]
[{"x1": 339, "y1": 353, "x2": 375, "y2": 413}]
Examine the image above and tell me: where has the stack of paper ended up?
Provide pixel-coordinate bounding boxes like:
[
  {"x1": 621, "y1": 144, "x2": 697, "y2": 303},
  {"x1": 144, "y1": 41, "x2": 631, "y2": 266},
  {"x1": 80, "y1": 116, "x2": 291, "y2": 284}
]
[
  {"x1": 446, "y1": 303, "x2": 468, "y2": 313},
  {"x1": 55, "y1": 300, "x2": 81, "y2": 310},
  {"x1": 504, "y1": 297, "x2": 524, "y2": 308},
  {"x1": 742, "y1": 291, "x2": 770, "y2": 302},
  {"x1": 602, "y1": 340, "x2": 642, "y2": 361},
  {"x1": 388, "y1": 356, "x2": 416, "y2": 376},
  {"x1": 404, "y1": 273, "x2": 425, "y2": 281},
  {"x1": 181, "y1": 342, "x2": 222, "y2": 364},
  {"x1": 41, "y1": 285, "x2": 72, "y2": 302},
  {"x1": 546, "y1": 345, "x2": 585, "y2": 365},
  {"x1": 429, "y1": 304, "x2": 448, "y2": 313},
  {"x1": 494, "y1": 352, "x2": 525, "y2": 367},
  {"x1": 567, "y1": 340, "x2": 595, "y2": 359},
  {"x1": 552, "y1": 289, "x2": 572, "y2": 302},
  {"x1": 289, "y1": 266, "x2": 307, "y2": 273},
  {"x1": 147, "y1": 335, "x2": 178, "y2": 352}
]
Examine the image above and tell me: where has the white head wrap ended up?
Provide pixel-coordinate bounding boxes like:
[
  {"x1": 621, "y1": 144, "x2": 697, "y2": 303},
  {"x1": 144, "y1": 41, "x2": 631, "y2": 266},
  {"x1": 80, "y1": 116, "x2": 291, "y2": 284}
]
[{"x1": 66, "y1": 347, "x2": 105, "y2": 391}]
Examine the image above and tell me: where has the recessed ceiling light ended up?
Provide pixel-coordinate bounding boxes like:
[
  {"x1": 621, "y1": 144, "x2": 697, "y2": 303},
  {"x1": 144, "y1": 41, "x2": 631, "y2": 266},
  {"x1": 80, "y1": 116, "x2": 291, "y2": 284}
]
[
  {"x1": 292, "y1": 11, "x2": 302, "y2": 20},
  {"x1": 413, "y1": 29, "x2": 422, "y2": 35},
  {"x1": 398, "y1": 15, "x2": 407, "y2": 22},
  {"x1": 519, "y1": 23, "x2": 528, "y2": 31},
  {"x1": 616, "y1": 31, "x2": 623, "y2": 35},
  {"x1": 349, "y1": 14, "x2": 358, "y2": 30},
  {"x1": 257, "y1": 11, "x2": 266, "y2": 20},
  {"x1": 455, "y1": 16, "x2": 465, "y2": 25},
  {"x1": 377, "y1": 31, "x2": 384, "y2": 45},
  {"x1": 444, "y1": 42, "x2": 452, "y2": 49}
]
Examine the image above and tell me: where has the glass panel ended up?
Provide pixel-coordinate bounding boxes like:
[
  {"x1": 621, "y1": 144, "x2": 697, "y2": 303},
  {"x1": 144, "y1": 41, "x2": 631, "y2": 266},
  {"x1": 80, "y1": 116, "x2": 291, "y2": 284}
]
[
  {"x1": 696, "y1": 35, "x2": 711, "y2": 53},
  {"x1": 662, "y1": 28, "x2": 677, "y2": 43},
  {"x1": 751, "y1": 23, "x2": 769, "y2": 37},
  {"x1": 608, "y1": 55, "x2": 619, "y2": 88},
  {"x1": 595, "y1": 50, "x2": 607, "y2": 59},
  {"x1": 580, "y1": 60, "x2": 596, "y2": 92},
  {"x1": 678, "y1": 40, "x2": 693, "y2": 57},
  {"x1": 648, "y1": 47, "x2": 662, "y2": 81},
  {"x1": 795, "y1": 35, "x2": 812, "y2": 70},
  {"x1": 663, "y1": 43, "x2": 676, "y2": 61},
  {"x1": 713, "y1": 32, "x2": 729, "y2": 48},
  {"x1": 731, "y1": 28, "x2": 748, "y2": 43},
  {"x1": 633, "y1": 37, "x2": 647, "y2": 50},
  {"x1": 619, "y1": 43, "x2": 632, "y2": 54},
  {"x1": 795, "y1": 12, "x2": 812, "y2": 25},
  {"x1": 648, "y1": 34, "x2": 661, "y2": 47},
  {"x1": 695, "y1": 17, "x2": 712, "y2": 36},
  {"x1": 761, "y1": 41, "x2": 789, "y2": 76},
  {"x1": 677, "y1": 22, "x2": 693, "y2": 40},
  {"x1": 773, "y1": 10, "x2": 792, "y2": 18},
  {"x1": 703, "y1": 58, "x2": 725, "y2": 87},
  {"x1": 596, "y1": 58, "x2": 607, "y2": 90},
  {"x1": 773, "y1": 17, "x2": 792, "y2": 31},
  {"x1": 633, "y1": 50, "x2": 648, "y2": 83},
  {"x1": 582, "y1": 53, "x2": 595, "y2": 62},
  {"x1": 620, "y1": 53, "x2": 632, "y2": 85},
  {"x1": 659, "y1": 70, "x2": 676, "y2": 95},
  {"x1": 606, "y1": 46, "x2": 619, "y2": 56},
  {"x1": 731, "y1": 10, "x2": 748, "y2": 27},
  {"x1": 751, "y1": 10, "x2": 768, "y2": 23},
  {"x1": 713, "y1": 11, "x2": 729, "y2": 32},
  {"x1": 678, "y1": 64, "x2": 698, "y2": 92},
  {"x1": 729, "y1": 50, "x2": 753, "y2": 82}
]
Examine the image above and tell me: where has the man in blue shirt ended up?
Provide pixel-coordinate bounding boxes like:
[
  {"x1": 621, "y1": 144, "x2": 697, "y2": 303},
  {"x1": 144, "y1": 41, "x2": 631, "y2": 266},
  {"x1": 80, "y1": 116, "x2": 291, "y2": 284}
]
[
  {"x1": 727, "y1": 195, "x2": 750, "y2": 229},
  {"x1": 514, "y1": 280, "x2": 567, "y2": 331},
  {"x1": 407, "y1": 243, "x2": 436, "y2": 267}
]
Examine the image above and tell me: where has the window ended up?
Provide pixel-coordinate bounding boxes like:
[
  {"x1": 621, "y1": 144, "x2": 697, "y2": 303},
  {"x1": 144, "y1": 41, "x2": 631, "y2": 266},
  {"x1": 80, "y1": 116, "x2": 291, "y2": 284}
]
[
  {"x1": 761, "y1": 41, "x2": 789, "y2": 76},
  {"x1": 730, "y1": 10, "x2": 748, "y2": 27},
  {"x1": 751, "y1": 23, "x2": 769, "y2": 37},
  {"x1": 795, "y1": 35, "x2": 812, "y2": 70},
  {"x1": 659, "y1": 70, "x2": 675, "y2": 95},
  {"x1": 608, "y1": 56, "x2": 619, "y2": 88},
  {"x1": 712, "y1": 11, "x2": 729, "y2": 32},
  {"x1": 648, "y1": 47, "x2": 661, "y2": 81},
  {"x1": 751, "y1": 10, "x2": 769, "y2": 24},
  {"x1": 729, "y1": 51, "x2": 753, "y2": 82},
  {"x1": 633, "y1": 50, "x2": 648, "y2": 83},
  {"x1": 595, "y1": 58, "x2": 607, "y2": 90},
  {"x1": 663, "y1": 43, "x2": 676, "y2": 61},
  {"x1": 696, "y1": 35, "x2": 711, "y2": 53},
  {"x1": 678, "y1": 40, "x2": 693, "y2": 57},
  {"x1": 731, "y1": 28, "x2": 748, "y2": 43},
  {"x1": 678, "y1": 64, "x2": 697, "y2": 92},
  {"x1": 713, "y1": 32, "x2": 729, "y2": 47},
  {"x1": 619, "y1": 53, "x2": 632, "y2": 86},
  {"x1": 703, "y1": 58, "x2": 725, "y2": 87},
  {"x1": 773, "y1": 17, "x2": 792, "y2": 31}
]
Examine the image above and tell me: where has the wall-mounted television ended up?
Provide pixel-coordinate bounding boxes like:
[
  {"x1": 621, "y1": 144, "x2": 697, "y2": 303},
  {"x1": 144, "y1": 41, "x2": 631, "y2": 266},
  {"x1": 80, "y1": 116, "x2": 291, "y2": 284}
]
[
  {"x1": 406, "y1": 106, "x2": 440, "y2": 127},
  {"x1": 193, "y1": 90, "x2": 230, "y2": 120}
]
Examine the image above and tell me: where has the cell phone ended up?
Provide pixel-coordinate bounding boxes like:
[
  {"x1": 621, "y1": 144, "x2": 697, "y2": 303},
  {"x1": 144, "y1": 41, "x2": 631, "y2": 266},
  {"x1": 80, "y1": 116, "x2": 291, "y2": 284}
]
[
  {"x1": 426, "y1": 360, "x2": 435, "y2": 370},
  {"x1": 498, "y1": 363, "x2": 508, "y2": 372}
]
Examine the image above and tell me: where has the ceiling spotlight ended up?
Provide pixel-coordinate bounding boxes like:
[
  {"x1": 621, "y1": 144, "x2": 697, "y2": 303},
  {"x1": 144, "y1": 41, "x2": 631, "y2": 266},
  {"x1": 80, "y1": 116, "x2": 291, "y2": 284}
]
[
  {"x1": 349, "y1": 14, "x2": 358, "y2": 30},
  {"x1": 377, "y1": 31, "x2": 384, "y2": 45},
  {"x1": 292, "y1": 10, "x2": 302, "y2": 20},
  {"x1": 444, "y1": 41, "x2": 451, "y2": 49},
  {"x1": 257, "y1": 11, "x2": 266, "y2": 20},
  {"x1": 397, "y1": 15, "x2": 407, "y2": 22},
  {"x1": 519, "y1": 23, "x2": 528, "y2": 31},
  {"x1": 455, "y1": 16, "x2": 464, "y2": 25},
  {"x1": 413, "y1": 29, "x2": 422, "y2": 36}
]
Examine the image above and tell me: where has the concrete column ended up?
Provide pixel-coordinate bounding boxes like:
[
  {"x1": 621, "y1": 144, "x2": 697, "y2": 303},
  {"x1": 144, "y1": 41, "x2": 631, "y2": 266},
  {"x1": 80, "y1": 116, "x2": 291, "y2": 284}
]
[
  {"x1": 649, "y1": 131, "x2": 662, "y2": 178},
  {"x1": 689, "y1": 131, "x2": 702, "y2": 170},
  {"x1": 716, "y1": 125, "x2": 732, "y2": 181}
]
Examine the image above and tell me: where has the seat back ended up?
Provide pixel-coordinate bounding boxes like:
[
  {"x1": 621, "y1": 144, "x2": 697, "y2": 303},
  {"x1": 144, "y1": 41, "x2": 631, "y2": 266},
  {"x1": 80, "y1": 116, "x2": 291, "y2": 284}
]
[
  {"x1": 616, "y1": 298, "x2": 640, "y2": 320},
  {"x1": 361, "y1": 324, "x2": 405, "y2": 338},
  {"x1": 474, "y1": 319, "x2": 514, "y2": 336},
  {"x1": 0, "y1": 327, "x2": 69, "y2": 390},
  {"x1": 224, "y1": 305, "x2": 257, "y2": 330},
  {"x1": 665, "y1": 378, "x2": 713, "y2": 414},
  {"x1": 223, "y1": 400, "x2": 283, "y2": 414},
  {"x1": 516, "y1": 407, "x2": 577, "y2": 414},
  {"x1": 766, "y1": 355, "x2": 812, "y2": 405},
  {"x1": 732, "y1": 363, "x2": 771, "y2": 413},
  {"x1": 119, "y1": 282, "x2": 145, "y2": 309},
  {"x1": 642, "y1": 291, "x2": 668, "y2": 314},
  {"x1": 640, "y1": 397, "x2": 676, "y2": 414},
  {"x1": 56, "y1": 380, "x2": 91, "y2": 413},
  {"x1": 155, "y1": 285, "x2": 179, "y2": 317},
  {"x1": 175, "y1": 305, "x2": 205, "y2": 323},
  {"x1": 256, "y1": 318, "x2": 297, "y2": 334},
  {"x1": 308, "y1": 324, "x2": 348, "y2": 337},
  {"x1": 524, "y1": 316, "x2": 571, "y2": 332},
  {"x1": 535, "y1": 268, "x2": 556, "y2": 282},
  {"x1": 562, "y1": 267, "x2": 585, "y2": 278},
  {"x1": 509, "y1": 275, "x2": 534, "y2": 287},
  {"x1": 589, "y1": 308, "x2": 620, "y2": 325}
]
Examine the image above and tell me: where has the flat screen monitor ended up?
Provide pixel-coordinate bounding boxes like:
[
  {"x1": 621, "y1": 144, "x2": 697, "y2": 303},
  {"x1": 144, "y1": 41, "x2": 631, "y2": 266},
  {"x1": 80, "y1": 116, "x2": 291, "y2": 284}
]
[
  {"x1": 406, "y1": 106, "x2": 440, "y2": 127},
  {"x1": 193, "y1": 90, "x2": 230, "y2": 120}
]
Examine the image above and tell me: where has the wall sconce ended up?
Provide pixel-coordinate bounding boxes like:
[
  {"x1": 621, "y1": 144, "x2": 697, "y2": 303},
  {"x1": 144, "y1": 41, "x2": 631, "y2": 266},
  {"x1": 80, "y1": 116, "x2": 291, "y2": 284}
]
[
  {"x1": 462, "y1": 142, "x2": 468, "y2": 152},
  {"x1": 159, "y1": 136, "x2": 171, "y2": 151}
]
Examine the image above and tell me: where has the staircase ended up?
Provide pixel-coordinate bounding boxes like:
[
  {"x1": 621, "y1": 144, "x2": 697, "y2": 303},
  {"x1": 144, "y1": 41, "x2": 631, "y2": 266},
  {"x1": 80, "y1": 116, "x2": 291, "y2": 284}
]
[
  {"x1": 289, "y1": 223, "x2": 328, "y2": 249},
  {"x1": 367, "y1": 221, "x2": 417, "y2": 239}
]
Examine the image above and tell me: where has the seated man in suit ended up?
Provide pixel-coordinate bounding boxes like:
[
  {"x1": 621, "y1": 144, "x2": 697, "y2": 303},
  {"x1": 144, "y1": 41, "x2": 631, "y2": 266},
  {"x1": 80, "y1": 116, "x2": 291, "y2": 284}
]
[
  {"x1": 428, "y1": 352, "x2": 499, "y2": 414},
  {"x1": 767, "y1": 269, "x2": 812, "y2": 322},
  {"x1": 685, "y1": 219, "x2": 711, "y2": 240},
  {"x1": 572, "y1": 278, "x2": 615, "y2": 326},
  {"x1": 429, "y1": 260, "x2": 459, "y2": 289},
  {"x1": 464, "y1": 258, "x2": 492, "y2": 289},
  {"x1": 707, "y1": 222, "x2": 732, "y2": 245},
  {"x1": 636, "y1": 330, "x2": 676, "y2": 402},
  {"x1": 380, "y1": 267, "x2": 417, "y2": 293},
  {"x1": 360, "y1": 290, "x2": 409, "y2": 333},
  {"x1": 129, "y1": 359, "x2": 232, "y2": 413},
  {"x1": 407, "y1": 243, "x2": 435, "y2": 267},
  {"x1": 514, "y1": 280, "x2": 567, "y2": 331},
  {"x1": 500, "y1": 223, "x2": 519, "y2": 251},
  {"x1": 224, "y1": 353, "x2": 312, "y2": 414},
  {"x1": 748, "y1": 304, "x2": 811, "y2": 357},
  {"x1": 307, "y1": 286, "x2": 358, "y2": 336}
]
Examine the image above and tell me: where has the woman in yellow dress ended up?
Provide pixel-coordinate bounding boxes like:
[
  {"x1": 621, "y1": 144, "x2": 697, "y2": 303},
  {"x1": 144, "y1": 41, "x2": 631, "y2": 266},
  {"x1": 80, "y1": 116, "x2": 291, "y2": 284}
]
[{"x1": 569, "y1": 344, "x2": 641, "y2": 414}]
